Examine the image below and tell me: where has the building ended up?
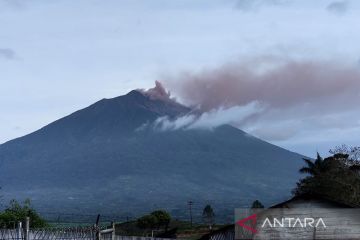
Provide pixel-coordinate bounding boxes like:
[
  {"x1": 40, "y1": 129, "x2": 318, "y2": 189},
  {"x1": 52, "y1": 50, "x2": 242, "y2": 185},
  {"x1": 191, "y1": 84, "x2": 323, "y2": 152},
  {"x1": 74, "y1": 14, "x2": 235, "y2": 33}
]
[{"x1": 200, "y1": 194, "x2": 356, "y2": 240}]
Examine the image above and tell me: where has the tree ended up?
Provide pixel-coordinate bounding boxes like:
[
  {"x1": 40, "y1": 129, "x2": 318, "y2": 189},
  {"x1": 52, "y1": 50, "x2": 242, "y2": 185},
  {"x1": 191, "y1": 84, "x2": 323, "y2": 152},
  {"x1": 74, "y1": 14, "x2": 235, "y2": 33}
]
[
  {"x1": 150, "y1": 210, "x2": 171, "y2": 230},
  {"x1": 137, "y1": 210, "x2": 172, "y2": 236},
  {"x1": 330, "y1": 144, "x2": 360, "y2": 161},
  {"x1": 299, "y1": 153, "x2": 328, "y2": 177},
  {"x1": 294, "y1": 152, "x2": 360, "y2": 207},
  {"x1": 0, "y1": 199, "x2": 47, "y2": 228},
  {"x1": 202, "y1": 205, "x2": 215, "y2": 229},
  {"x1": 251, "y1": 200, "x2": 264, "y2": 209},
  {"x1": 137, "y1": 214, "x2": 157, "y2": 231}
]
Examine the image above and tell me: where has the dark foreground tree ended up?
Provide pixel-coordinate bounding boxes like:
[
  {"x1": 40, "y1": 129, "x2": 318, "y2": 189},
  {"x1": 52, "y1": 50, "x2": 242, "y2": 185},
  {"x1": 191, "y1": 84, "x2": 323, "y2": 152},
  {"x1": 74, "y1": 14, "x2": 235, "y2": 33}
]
[
  {"x1": 0, "y1": 199, "x2": 47, "y2": 228},
  {"x1": 150, "y1": 210, "x2": 171, "y2": 230},
  {"x1": 330, "y1": 144, "x2": 360, "y2": 161},
  {"x1": 137, "y1": 214, "x2": 157, "y2": 231},
  {"x1": 294, "y1": 152, "x2": 360, "y2": 206},
  {"x1": 251, "y1": 200, "x2": 264, "y2": 209},
  {"x1": 299, "y1": 153, "x2": 329, "y2": 177},
  {"x1": 202, "y1": 205, "x2": 215, "y2": 229},
  {"x1": 137, "y1": 210, "x2": 171, "y2": 235}
]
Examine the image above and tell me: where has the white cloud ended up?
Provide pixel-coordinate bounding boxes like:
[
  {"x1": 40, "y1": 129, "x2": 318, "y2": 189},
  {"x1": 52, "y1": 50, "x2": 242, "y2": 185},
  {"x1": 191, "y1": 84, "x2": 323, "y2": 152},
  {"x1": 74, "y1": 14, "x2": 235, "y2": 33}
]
[{"x1": 153, "y1": 102, "x2": 263, "y2": 131}]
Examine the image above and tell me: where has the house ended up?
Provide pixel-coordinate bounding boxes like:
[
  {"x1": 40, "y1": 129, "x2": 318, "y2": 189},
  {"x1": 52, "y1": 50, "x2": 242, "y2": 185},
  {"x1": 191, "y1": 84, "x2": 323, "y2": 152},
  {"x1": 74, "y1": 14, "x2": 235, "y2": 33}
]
[
  {"x1": 253, "y1": 193, "x2": 357, "y2": 240},
  {"x1": 200, "y1": 193, "x2": 356, "y2": 240}
]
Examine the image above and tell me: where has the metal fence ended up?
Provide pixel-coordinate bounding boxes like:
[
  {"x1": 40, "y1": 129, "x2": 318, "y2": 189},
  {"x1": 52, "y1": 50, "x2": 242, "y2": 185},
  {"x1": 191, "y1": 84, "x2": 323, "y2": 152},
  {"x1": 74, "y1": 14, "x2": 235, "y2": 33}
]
[
  {"x1": 114, "y1": 237, "x2": 174, "y2": 240},
  {"x1": 199, "y1": 225, "x2": 235, "y2": 240},
  {"x1": 0, "y1": 227, "x2": 98, "y2": 240},
  {"x1": 0, "y1": 217, "x2": 174, "y2": 240},
  {"x1": 99, "y1": 225, "x2": 174, "y2": 240}
]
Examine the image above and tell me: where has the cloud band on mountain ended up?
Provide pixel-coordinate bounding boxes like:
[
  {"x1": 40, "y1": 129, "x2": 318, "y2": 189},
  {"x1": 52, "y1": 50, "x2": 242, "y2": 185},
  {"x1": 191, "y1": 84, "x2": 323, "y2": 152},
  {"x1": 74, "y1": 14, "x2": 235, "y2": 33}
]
[{"x1": 153, "y1": 102, "x2": 263, "y2": 131}]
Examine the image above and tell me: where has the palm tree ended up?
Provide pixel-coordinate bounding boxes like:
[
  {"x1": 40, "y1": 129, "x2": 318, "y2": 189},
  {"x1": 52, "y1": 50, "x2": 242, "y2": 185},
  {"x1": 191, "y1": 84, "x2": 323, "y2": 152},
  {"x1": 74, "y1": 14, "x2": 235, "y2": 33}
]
[
  {"x1": 251, "y1": 200, "x2": 264, "y2": 209},
  {"x1": 299, "y1": 153, "x2": 328, "y2": 176},
  {"x1": 202, "y1": 205, "x2": 215, "y2": 229}
]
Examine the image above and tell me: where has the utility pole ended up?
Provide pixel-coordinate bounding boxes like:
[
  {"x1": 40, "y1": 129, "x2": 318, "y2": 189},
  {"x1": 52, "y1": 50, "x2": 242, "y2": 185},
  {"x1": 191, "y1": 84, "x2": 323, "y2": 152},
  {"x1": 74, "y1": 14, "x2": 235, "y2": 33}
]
[
  {"x1": 95, "y1": 214, "x2": 100, "y2": 226},
  {"x1": 56, "y1": 214, "x2": 61, "y2": 225},
  {"x1": 95, "y1": 214, "x2": 101, "y2": 240},
  {"x1": 188, "y1": 201, "x2": 193, "y2": 228}
]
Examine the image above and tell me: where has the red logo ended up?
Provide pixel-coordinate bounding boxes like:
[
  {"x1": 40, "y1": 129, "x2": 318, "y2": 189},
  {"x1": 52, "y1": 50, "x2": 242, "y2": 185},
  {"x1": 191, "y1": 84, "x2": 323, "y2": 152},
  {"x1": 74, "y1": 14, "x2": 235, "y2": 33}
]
[{"x1": 236, "y1": 214, "x2": 258, "y2": 233}]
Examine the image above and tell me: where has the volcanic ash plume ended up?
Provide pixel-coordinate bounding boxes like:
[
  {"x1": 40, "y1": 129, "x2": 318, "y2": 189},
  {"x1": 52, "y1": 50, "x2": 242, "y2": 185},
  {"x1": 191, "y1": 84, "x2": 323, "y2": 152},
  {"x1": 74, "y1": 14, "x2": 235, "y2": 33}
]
[
  {"x1": 139, "y1": 81, "x2": 172, "y2": 102},
  {"x1": 139, "y1": 80, "x2": 263, "y2": 131},
  {"x1": 157, "y1": 57, "x2": 360, "y2": 140},
  {"x1": 163, "y1": 58, "x2": 360, "y2": 112}
]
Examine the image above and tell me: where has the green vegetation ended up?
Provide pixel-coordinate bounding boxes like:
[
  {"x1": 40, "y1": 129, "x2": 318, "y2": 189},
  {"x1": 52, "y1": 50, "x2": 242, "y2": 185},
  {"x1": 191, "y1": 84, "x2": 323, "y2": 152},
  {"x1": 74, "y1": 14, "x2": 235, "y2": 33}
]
[
  {"x1": 202, "y1": 205, "x2": 215, "y2": 229},
  {"x1": 137, "y1": 214, "x2": 157, "y2": 231},
  {"x1": 150, "y1": 210, "x2": 171, "y2": 230},
  {"x1": 0, "y1": 199, "x2": 47, "y2": 228},
  {"x1": 294, "y1": 146, "x2": 360, "y2": 206},
  {"x1": 136, "y1": 210, "x2": 171, "y2": 234},
  {"x1": 116, "y1": 209, "x2": 226, "y2": 239},
  {"x1": 117, "y1": 219, "x2": 225, "y2": 240}
]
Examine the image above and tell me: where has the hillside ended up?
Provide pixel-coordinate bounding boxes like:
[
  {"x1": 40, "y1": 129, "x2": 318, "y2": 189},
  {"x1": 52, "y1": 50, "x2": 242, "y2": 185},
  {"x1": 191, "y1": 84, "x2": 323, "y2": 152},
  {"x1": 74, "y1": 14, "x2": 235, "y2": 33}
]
[{"x1": 0, "y1": 86, "x2": 303, "y2": 220}]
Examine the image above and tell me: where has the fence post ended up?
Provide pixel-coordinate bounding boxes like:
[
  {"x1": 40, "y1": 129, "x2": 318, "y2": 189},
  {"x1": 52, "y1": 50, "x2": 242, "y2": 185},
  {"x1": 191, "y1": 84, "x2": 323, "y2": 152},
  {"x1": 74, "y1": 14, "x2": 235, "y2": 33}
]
[
  {"x1": 17, "y1": 221, "x2": 22, "y2": 240},
  {"x1": 25, "y1": 217, "x2": 30, "y2": 240},
  {"x1": 95, "y1": 214, "x2": 101, "y2": 240},
  {"x1": 111, "y1": 222, "x2": 116, "y2": 240}
]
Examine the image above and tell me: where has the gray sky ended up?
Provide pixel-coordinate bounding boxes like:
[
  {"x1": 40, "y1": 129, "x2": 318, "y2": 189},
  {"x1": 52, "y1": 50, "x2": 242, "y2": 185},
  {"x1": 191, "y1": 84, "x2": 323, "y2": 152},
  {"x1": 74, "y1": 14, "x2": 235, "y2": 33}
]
[{"x1": 1, "y1": 0, "x2": 359, "y2": 157}]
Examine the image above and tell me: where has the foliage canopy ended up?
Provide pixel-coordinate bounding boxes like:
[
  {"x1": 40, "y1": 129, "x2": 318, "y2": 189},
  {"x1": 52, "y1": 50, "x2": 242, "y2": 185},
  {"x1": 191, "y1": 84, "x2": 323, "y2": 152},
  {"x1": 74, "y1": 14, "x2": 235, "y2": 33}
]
[
  {"x1": 0, "y1": 199, "x2": 47, "y2": 228},
  {"x1": 294, "y1": 151, "x2": 360, "y2": 206}
]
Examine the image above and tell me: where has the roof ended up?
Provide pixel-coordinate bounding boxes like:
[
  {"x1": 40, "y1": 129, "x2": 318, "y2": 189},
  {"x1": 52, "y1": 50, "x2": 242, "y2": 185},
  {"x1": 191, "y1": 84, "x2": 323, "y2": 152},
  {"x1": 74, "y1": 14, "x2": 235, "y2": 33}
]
[
  {"x1": 199, "y1": 193, "x2": 354, "y2": 239},
  {"x1": 269, "y1": 193, "x2": 354, "y2": 209}
]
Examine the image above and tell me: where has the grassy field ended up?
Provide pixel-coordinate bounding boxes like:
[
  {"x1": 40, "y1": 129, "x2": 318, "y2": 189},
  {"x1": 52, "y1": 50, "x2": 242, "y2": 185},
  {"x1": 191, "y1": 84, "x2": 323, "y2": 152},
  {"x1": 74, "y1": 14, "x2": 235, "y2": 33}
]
[{"x1": 115, "y1": 220, "x2": 226, "y2": 239}]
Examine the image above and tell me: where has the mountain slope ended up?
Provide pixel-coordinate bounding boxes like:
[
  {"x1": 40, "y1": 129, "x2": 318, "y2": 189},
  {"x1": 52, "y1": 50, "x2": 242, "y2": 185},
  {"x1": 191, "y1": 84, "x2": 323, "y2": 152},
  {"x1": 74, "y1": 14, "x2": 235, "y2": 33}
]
[{"x1": 0, "y1": 88, "x2": 303, "y2": 219}]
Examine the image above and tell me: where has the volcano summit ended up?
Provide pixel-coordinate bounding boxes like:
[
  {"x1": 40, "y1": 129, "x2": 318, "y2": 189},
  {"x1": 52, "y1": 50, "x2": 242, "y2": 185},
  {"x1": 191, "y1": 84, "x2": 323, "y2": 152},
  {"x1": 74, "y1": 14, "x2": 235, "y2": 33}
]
[{"x1": 0, "y1": 83, "x2": 303, "y2": 220}]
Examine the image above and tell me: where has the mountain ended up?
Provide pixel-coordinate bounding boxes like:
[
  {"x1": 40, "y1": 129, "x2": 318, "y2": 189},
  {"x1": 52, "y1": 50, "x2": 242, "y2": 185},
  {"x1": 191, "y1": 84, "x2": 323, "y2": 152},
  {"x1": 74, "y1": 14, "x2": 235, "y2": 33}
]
[{"x1": 0, "y1": 84, "x2": 304, "y2": 221}]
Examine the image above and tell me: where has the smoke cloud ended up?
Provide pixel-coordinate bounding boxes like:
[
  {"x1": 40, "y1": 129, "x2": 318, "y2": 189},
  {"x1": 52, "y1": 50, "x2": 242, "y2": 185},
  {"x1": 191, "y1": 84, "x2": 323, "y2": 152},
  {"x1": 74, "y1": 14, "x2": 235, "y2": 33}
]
[
  {"x1": 164, "y1": 58, "x2": 360, "y2": 111},
  {"x1": 0, "y1": 48, "x2": 16, "y2": 60},
  {"x1": 235, "y1": 0, "x2": 287, "y2": 11},
  {"x1": 159, "y1": 57, "x2": 360, "y2": 141},
  {"x1": 138, "y1": 80, "x2": 172, "y2": 101},
  {"x1": 326, "y1": 1, "x2": 349, "y2": 15}
]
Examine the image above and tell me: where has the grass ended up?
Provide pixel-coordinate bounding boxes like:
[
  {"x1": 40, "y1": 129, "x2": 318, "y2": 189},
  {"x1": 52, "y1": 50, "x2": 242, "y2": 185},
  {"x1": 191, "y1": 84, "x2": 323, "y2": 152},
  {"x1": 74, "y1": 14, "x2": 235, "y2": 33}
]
[{"x1": 115, "y1": 220, "x2": 226, "y2": 239}]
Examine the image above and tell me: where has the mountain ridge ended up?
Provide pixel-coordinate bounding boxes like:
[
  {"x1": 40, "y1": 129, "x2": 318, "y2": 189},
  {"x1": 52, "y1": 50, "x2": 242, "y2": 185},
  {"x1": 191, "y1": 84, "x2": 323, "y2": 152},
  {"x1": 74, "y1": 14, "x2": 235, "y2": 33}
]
[{"x1": 0, "y1": 87, "x2": 303, "y2": 220}]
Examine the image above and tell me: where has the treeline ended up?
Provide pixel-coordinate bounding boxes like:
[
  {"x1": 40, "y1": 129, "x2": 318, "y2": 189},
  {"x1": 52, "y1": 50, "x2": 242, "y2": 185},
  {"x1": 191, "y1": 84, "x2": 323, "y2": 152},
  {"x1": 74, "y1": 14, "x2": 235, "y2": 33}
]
[
  {"x1": 135, "y1": 206, "x2": 216, "y2": 234},
  {"x1": 0, "y1": 199, "x2": 47, "y2": 228},
  {"x1": 293, "y1": 145, "x2": 360, "y2": 206},
  {"x1": 137, "y1": 210, "x2": 171, "y2": 231}
]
